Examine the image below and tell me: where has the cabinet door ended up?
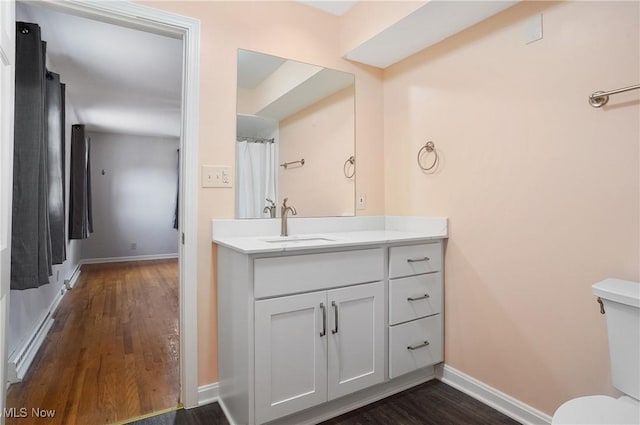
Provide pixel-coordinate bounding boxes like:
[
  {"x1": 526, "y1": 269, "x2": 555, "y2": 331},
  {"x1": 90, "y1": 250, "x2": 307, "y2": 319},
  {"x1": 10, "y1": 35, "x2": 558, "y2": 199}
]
[
  {"x1": 255, "y1": 291, "x2": 327, "y2": 424},
  {"x1": 327, "y1": 281, "x2": 384, "y2": 400}
]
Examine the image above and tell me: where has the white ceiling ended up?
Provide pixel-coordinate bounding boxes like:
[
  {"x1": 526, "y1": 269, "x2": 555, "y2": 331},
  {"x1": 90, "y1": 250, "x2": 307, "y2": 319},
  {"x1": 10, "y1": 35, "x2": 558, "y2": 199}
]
[
  {"x1": 237, "y1": 50, "x2": 286, "y2": 89},
  {"x1": 345, "y1": 1, "x2": 519, "y2": 68},
  {"x1": 16, "y1": 2, "x2": 183, "y2": 138},
  {"x1": 257, "y1": 68, "x2": 354, "y2": 121},
  {"x1": 238, "y1": 50, "x2": 354, "y2": 121},
  {"x1": 297, "y1": 1, "x2": 358, "y2": 16}
]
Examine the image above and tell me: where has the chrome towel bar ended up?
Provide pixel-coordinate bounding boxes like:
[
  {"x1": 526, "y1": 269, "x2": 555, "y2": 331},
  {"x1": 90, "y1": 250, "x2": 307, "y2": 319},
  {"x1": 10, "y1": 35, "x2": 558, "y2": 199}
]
[
  {"x1": 589, "y1": 83, "x2": 640, "y2": 107},
  {"x1": 280, "y1": 158, "x2": 304, "y2": 169}
]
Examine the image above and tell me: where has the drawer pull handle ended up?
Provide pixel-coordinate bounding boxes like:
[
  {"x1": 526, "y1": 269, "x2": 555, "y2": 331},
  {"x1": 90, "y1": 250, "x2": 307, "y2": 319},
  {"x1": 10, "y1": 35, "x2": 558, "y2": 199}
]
[
  {"x1": 407, "y1": 257, "x2": 430, "y2": 263},
  {"x1": 331, "y1": 301, "x2": 339, "y2": 334},
  {"x1": 320, "y1": 303, "x2": 327, "y2": 337},
  {"x1": 407, "y1": 293, "x2": 430, "y2": 302},
  {"x1": 407, "y1": 340, "x2": 430, "y2": 350}
]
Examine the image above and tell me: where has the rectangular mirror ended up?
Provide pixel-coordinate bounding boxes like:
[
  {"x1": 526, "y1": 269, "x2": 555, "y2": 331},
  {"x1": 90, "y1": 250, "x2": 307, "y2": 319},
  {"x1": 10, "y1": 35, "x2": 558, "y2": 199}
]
[{"x1": 235, "y1": 49, "x2": 355, "y2": 219}]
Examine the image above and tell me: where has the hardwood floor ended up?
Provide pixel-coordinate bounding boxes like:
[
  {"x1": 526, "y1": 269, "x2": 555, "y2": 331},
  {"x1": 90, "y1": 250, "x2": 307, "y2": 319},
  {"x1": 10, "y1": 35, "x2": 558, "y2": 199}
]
[
  {"x1": 320, "y1": 380, "x2": 521, "y2": 425},
  {"x1": 128, "y1": 380, "x2": 521, "y2": 425},
  {"x1": 6, "y1": 259, "x2": 180, "y2": 425}
]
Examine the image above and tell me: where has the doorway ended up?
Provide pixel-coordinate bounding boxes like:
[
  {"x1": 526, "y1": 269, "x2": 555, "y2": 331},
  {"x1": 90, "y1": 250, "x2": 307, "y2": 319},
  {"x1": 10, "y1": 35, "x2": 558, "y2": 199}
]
[{"x1": 0, "y1": 0, "x2": 200, "y2": 421}]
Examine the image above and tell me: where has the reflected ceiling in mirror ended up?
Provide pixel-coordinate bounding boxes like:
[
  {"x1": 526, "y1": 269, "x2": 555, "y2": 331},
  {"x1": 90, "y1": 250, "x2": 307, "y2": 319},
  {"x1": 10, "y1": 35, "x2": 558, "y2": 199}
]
[{"x1": 236, "y1": 49, "x2": 355, "y2": 219}]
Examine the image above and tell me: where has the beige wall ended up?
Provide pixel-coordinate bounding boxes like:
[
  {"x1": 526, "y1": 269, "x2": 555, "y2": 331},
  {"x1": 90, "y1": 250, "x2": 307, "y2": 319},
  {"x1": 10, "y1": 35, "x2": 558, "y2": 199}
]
[
  {"x1": 142, "y1": 1, "x2": 638, "y2": 414},
  {"x1": 279, "y1": 86, "x2": 355, "y2": 217},
  {"x1": 383, "y1": 0, "x2": 639, "y2": 415},
  {"x1": 141, "y1": 0, "x2": 385, "y2": 385}
]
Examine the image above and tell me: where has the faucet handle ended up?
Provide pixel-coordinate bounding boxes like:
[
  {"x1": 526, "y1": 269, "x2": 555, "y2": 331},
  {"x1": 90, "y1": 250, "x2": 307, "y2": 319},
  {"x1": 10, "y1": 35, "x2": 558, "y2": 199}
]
[{"x1": 282, "y1": 197, "x2": 289, "y2": 207}]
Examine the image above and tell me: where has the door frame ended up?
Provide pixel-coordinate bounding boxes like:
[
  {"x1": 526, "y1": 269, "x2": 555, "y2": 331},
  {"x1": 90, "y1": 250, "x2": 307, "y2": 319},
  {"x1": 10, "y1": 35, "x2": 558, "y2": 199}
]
[
  {"x1": 31, "y1": 0, "x2": 202, "y2": 408},
  {"x1": 0, "y1": 1, "x2": 16, "y2": 423}
]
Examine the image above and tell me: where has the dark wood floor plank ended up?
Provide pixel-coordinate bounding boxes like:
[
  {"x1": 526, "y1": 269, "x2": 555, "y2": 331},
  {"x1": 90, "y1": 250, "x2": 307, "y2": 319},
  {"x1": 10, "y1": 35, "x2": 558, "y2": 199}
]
[
  {"x1": 6, "y1": 260, "x2": 180, "y2": 425},
  {"x1": 321, "y1": 380, "x2": 521, "y2": 425},
  {"x1": 126, "y1": 380, "x2": 520, "y2": 425}
]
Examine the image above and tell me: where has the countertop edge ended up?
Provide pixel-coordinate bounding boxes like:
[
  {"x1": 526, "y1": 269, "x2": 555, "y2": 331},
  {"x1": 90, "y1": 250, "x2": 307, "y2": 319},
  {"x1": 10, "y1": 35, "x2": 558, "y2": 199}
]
[{"x1": 213, "y1": 232, "x2": 447, "y2": 255}]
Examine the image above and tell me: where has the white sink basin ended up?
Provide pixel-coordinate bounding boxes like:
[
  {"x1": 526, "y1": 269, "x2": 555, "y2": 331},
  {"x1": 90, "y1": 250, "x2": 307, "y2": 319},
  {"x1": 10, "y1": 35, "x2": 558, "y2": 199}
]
[{"x1": 261, "y1": 236, "x2": 335, "y2": 244}]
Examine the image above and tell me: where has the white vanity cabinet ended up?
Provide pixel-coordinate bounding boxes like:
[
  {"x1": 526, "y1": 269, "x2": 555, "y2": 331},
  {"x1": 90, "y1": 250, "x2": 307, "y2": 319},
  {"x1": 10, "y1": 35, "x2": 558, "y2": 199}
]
[
  {"x1": 254, "y1": 281, "x2": 384, "y2": 423},
  {"x1": 388, "y1": 243, "x2": 444, "y2": 379},
  {"x1": 215, "y1": 224, "x2": 446, "y2": 425},
  {"x1": 254, "y1": 291, "x2": 328, "y2": 423}
]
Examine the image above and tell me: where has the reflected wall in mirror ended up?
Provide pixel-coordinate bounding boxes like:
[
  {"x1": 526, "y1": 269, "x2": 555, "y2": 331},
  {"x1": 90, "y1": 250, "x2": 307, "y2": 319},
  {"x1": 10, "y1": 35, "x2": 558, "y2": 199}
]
[{"x1": 236, "y1": 49, "x2": 355, "y2": 219}]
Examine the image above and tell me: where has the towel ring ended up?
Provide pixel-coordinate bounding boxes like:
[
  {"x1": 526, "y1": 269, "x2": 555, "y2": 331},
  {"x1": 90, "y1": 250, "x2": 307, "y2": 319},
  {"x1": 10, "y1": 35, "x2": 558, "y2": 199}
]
[
  {"x1": 417, "y1": 141, "x2": 438, "y2": 171},
  {"x1": 344, "y1": 156, "x2": 355, "y2": 178}
]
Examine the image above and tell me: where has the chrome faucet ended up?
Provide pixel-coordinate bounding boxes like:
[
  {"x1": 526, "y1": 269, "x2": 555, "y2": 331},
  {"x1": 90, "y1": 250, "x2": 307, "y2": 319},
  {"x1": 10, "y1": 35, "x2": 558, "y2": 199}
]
[
  {"x1": 280, "y1": 198, "x2": 297, "y2": 237},
  {"x1": 263, "y1": 198, "x2": 276, "y2": 218}
]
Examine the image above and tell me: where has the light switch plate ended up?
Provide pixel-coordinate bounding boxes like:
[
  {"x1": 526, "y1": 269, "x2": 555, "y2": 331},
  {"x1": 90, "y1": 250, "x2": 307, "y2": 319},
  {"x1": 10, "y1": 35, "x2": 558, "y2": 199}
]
[{"x1": 202, "y1": 165, "x2": 233, "y2": 188}]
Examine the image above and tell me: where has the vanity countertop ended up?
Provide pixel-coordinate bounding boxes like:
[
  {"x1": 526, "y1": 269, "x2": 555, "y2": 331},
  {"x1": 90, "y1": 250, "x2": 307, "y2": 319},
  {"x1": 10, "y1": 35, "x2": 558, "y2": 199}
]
[{"x1": 212, "y1": 216, "x2": 448, "y2": 254}]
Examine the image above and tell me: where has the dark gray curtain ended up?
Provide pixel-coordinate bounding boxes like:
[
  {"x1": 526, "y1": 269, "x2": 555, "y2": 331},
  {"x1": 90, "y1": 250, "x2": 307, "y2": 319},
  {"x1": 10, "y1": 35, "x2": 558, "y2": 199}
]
[
  {"x1": 11, "y1": 22, "x2": 51, "y2": 289},
  {"x1": 46, "y1": 71, "x2": 66, "y2": 264},
  {"x1": 69, "y1": 124, "x2": 93, "y2": 239}
]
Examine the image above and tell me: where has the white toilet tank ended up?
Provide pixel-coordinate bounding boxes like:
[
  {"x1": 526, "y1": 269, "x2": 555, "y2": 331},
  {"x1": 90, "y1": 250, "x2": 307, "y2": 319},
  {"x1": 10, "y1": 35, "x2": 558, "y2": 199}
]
[{"x1": 592, "y1": 279, "x2": 640, "y2": 400}]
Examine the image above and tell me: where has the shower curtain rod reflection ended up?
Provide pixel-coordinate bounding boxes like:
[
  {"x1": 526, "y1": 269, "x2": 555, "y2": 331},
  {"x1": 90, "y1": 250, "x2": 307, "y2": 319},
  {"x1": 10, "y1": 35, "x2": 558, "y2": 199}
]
[{"x1": 237, "y1": 136, "x2": 275, "y2": 143}]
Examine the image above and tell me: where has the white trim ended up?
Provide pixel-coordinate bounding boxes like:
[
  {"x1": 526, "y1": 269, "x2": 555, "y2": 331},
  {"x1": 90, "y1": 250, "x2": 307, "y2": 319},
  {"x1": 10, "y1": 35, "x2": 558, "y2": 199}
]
[
  {"x1": 40, "y1": 0, "x2": 201, "y2": 409},
  {"x1": 197, "y1": 382, "x2": 219, "y2": 406},
  {"x1": 217, "y1": 397, "x2": 236, "y2": 425},
  {"x1": 64, "y1": 263, "x2": 82, "y2": 289},
  {"x1": 6, "y1": 317, "x2": 54, "y2": 384},
  {"x1": 80, "y1": 253, "x2": 178, "y2": 265},
  {"x1": 291, "y1": 373, "x2": 435, "y2": 425},
  {"x1": 437, "y1": 364, "x2": 552, "y2": 425},
  {"x1": 254, "y1": 369, "x2": 436, "y2": 425},
  {"x1": 6, "y1": 282, "x2": 67, "y2": 384}
]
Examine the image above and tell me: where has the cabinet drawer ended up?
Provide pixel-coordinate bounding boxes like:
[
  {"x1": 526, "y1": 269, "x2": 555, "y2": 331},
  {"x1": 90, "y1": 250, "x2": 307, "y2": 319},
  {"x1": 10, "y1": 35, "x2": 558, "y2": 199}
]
[
  {"x1": 389, "y1": 273, "x2": 442, "y2": 325},
  {"x1": 254, "y1": 248, "x2": 384, "y2": 299},
  {"x1": 389, "y1": 243, "x2": 442, "y2": 279},
  {"x1": 389, "y1": 315, "x2": 443, "y2": 379}
]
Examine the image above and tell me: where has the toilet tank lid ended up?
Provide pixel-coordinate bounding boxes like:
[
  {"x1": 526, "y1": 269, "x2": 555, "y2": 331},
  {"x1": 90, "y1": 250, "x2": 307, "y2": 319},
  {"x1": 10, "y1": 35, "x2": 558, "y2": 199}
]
[{"x1": 593, "y1": 279, "x2": 640, "y2": 308}]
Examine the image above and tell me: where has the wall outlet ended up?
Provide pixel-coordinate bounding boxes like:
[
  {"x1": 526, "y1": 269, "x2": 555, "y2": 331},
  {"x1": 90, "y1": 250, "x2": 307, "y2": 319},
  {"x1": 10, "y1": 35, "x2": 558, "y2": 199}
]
[
  {"x1": 357, "y1": 192, "x2": 367, "y2": 210},
  {"x1": 131, "y1": 242, "x2": 137, "y2": 250},
  {"x1": 202, "y1": 165, "x2": 232, "y2": 188}
]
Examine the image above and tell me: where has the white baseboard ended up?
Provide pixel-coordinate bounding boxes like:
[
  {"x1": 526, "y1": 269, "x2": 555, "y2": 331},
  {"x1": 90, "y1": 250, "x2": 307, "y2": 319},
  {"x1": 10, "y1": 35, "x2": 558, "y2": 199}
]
[
  {"x1": 210, "y1": 365, "x2": 553, "y2": 425},
  {"x1": 80, "y1": 253, "x2": 178, "y2": 265},
  {"x1": 8, "y1": 262, "x2": 81, "y2": 384},
  {"x1": 217, "y1": 397, "x2": 236, "y2": 425},
  {"x1": 7, "y1": 315, "x2": 55, "y2": 383},
  {"x1": 64, "y1": 263, "x2": 82, "y2": 289},
  {"x1": 197, "y1": 382, "x2": 219, "y2": 407},
  {"x1": 437, "y1": 364, "x2": 552, "y2": 425},
  {"x1": 282, "y1": 369, "x2": 435, "y2": 425}
]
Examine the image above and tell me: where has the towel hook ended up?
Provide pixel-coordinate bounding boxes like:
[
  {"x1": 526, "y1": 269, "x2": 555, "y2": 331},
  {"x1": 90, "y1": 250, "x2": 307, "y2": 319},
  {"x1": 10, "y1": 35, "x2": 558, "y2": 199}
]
[
  {"x1": 417, "y1": 141, "x2": 438, "y2": 171},
  {"x1": 344, "y1": 155, "x2": 355, "y2": 178}
]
